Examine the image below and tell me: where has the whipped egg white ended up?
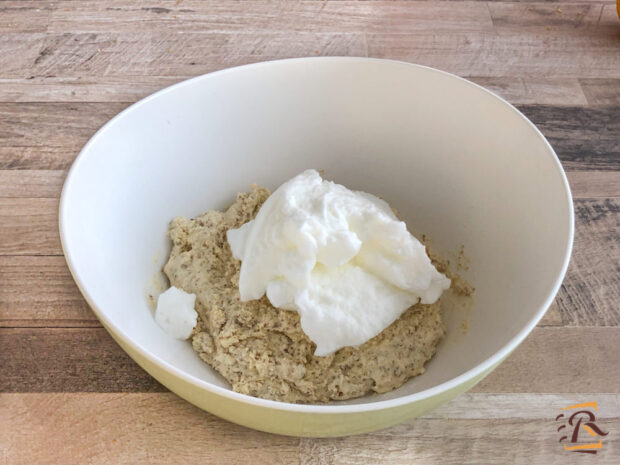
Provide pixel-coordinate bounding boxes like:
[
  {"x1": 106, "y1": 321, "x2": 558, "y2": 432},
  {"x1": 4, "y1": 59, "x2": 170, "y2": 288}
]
[
  {"x1": 227, "y1": 169, "x2": 450, "y2": 356},
  {"x1": 155, "y1": 286, "x2": 198, "y2": 340}
]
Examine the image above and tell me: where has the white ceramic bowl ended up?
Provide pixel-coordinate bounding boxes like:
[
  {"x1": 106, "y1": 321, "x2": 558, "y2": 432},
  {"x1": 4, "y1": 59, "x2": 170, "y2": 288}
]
[{"x1": 60, "y1": 58, "x2": 573, "y2": 437}]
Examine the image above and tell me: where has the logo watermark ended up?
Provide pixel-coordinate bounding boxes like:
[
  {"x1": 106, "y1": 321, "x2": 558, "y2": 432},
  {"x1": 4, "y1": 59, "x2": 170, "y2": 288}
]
[{"x1": 556, "y1": 401, "x2": 609, "y2": 454}]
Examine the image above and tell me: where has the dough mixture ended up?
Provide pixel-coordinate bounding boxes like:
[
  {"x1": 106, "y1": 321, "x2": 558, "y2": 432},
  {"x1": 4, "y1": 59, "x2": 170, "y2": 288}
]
[{"x1": 164, "y1": 187, "x2": 460, "y2": 403}]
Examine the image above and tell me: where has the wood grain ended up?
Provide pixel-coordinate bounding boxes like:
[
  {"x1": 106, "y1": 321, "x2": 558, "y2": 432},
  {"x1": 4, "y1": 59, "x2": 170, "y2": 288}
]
[
  {"x1": 0, "y1": 76, "x2": 186, "y2": 103},
  {"x1": 471, "y1": 327, "x2": 620, "y2": 393},
  {"x1": 2, "y1": 327, "x2": 618, "y2": 393},
  {"x1": 0, "y1": 33, "x2": 50, "y2": 76},
  {"x1": 5, "y1": 28, "x2": 619, "y2": 82},
  {"x1": 0, "y1": 170, "x2": 65, "y2": 197},
  {"x1": 0, "y1": 2, "x2": 50, "y2": 33},
  {"x1": 517, "y1": 105, "x2": 620, "y2": 171},
  {"x1": 1, "y1": 392, "x2": 617, "y2": 465},
  {"x1": 566, "y1": 171, "x2": 620, "y2": 198},
  {"x1": 0, "y1": 3, "x2": 615, "y2": 81},
  {"x1": 556, "y1": 198, "x2": 620, "y2": 326},
  {"x1": 301, "y1": 425, "x2": 619, "y2": 465},
  {"x1": 424, "y1": 392, "x2": 620, "y2": 420},
  {"x1": 0, "y1": 328, "x2": 165, "y2": 392},
  {"x1": 366, "y1": 31, "x2": 620, "y2": 78},
  {"x1": 46, "y1": 1, "x2": 495, "y2": 34},
  {"x1": 580, "y1": 78, "x2": 620, "y2": 105},
  {"x1": 539, "y1": 302, "x2": 564, "y2": 326},
  {"x1": 0, "y1": 393, "x2": 300, "y2": 465},
  {"x1": 300, "y1": 404, "x2": 619, "y2": 465},
  {"x1": 469, "y1": 77, "x2": 588, "y2": 105},
  {"x1": 489, "y1": 2, "x2": 605, "y2": 29},
  {"x1": 601, "y1": 2, "x2": 620, "y2": 22},
  {"x1": 10, "y1": 31, "x2": 365, "y2": 79},
  {"x1": 0, "y1": 102, "x2": 128, "y2": 149},
  {"x1": 0, "y1": 147, "x2": 82, "y2": 170},
  {"x1": 0, "y1": 256, "x2": 94, "y2": 326},
  {"x1": 0, "y1": 198, "x2": 61, "y2": 255}
]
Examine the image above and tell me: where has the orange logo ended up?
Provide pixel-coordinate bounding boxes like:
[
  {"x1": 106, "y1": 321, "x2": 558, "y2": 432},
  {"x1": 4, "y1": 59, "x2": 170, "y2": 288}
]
[{"x1": 556, "y1": 402, "x2": 609, "y2": 454}]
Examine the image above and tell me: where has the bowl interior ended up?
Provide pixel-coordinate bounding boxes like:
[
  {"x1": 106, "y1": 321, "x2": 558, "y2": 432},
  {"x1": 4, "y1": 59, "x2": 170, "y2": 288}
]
[{"x1": 61, "y1": 58, "x2": 572, "y2": 406}]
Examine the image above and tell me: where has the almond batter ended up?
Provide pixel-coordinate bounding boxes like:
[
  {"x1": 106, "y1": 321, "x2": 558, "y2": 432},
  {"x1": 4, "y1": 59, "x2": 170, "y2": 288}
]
[{"x1": 163, "y1": 187, "x2": 467, "y2": 403}]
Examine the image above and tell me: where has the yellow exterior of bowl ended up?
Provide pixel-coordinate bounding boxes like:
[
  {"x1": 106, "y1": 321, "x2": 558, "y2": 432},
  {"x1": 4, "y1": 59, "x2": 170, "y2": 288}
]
[{"x1": 105, "y1": 319, "x2": 502, "y2": 437}]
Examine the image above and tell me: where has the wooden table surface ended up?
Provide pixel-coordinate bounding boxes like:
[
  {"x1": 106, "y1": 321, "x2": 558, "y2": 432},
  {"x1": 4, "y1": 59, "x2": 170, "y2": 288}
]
[{"x1": 1, "y1": 1, "x2": 619, "y2": 463}]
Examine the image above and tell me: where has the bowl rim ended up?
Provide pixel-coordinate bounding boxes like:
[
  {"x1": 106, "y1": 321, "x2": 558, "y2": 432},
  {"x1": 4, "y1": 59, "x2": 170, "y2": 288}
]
[{"x1": 59, "y1": 56, "x2": 574, "y2": 414}]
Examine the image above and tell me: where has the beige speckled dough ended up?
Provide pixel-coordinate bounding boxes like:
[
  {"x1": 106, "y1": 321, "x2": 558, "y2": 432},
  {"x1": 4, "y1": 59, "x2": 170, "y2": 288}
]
[{"x1": 164, "y1": 187, "x2": 451, "y2": 403}]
